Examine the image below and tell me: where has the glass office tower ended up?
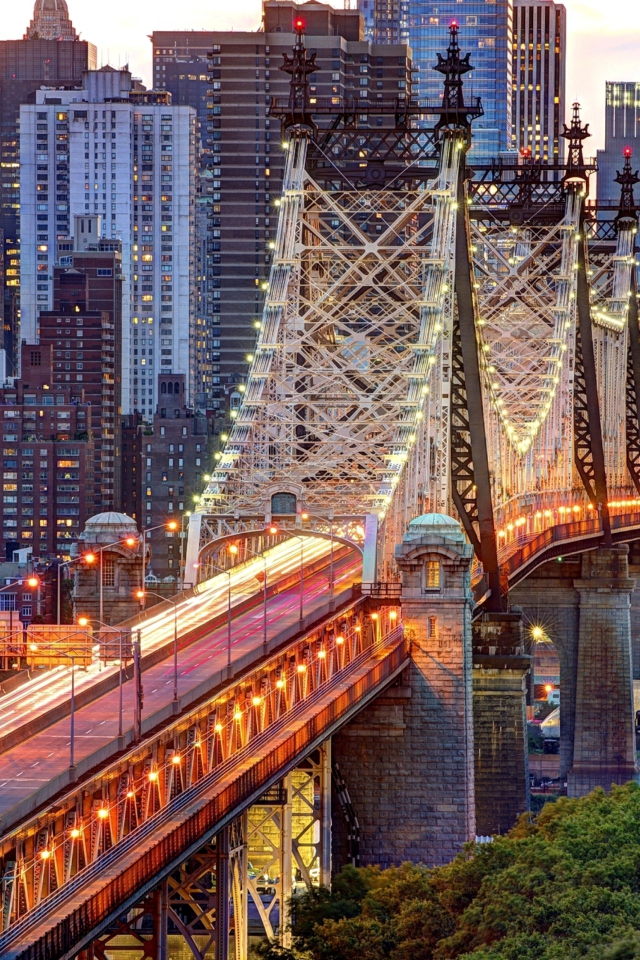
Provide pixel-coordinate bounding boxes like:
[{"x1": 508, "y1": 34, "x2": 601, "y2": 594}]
[
  {"x1": 596, "y1": 82, "x2": 640, "y2": 211},
  {"x1": 362, "y1": 0, "x2": 513, "y2": 161}
]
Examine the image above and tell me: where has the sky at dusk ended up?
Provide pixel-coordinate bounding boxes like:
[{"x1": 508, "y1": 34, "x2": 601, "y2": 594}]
[{"x1": 0, "y1": 0, "x2": 638, "y2": 153}]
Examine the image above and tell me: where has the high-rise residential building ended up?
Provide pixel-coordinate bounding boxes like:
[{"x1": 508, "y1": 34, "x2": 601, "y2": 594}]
[
  {"x1": 154, "y1": 3, "x2": 409, "y2": 415},
  {"x1": 151, "y1": 31, "x2": 222, "y2": 414},
  {"x1": 511, "y1": 0, "x2": 566, "y2": 162},
  {"x1": 360, "y1": 0, "x2": 512, "y2": 161},
  {"x1": 36, "y1": 218, "x2": 123, "y2": 513},
  {"x1": 19, "y1": 68, "x2": 197, "y2": 419},
  {"x1": 0, "y1": 342, "x2": 94, "y2": 561},
  {"x1": 143, "y1": 374, "x2": 213, "y2": 583},
  {"x1": 597, "y1": 83, "x2": 640, "y2": 209},
  {"x1": 0, "y1": 0, "x2": 95, "y2": 375}
]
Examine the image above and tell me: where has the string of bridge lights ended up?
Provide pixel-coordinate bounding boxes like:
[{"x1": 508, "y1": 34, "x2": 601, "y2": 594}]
[
  {"x1": 473, "y1": 197, "x2": 582, "y2": 458},
  {"x1": 26, "y1": 611, "x2": 399, "y2": 878}
]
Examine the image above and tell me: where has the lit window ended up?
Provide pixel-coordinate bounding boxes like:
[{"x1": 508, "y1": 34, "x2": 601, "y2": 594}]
[{"x1": 425, "y1": 560, "x2": 440, "y2": 590}]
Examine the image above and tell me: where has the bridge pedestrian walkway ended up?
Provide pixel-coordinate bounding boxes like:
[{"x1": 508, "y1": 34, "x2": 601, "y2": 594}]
[
  {"x1": 0, "y1": 544, "x2": 361, "y2": 837},
  {"x1": 0, "y1": 607, "x2": 406, "y2": 960}
]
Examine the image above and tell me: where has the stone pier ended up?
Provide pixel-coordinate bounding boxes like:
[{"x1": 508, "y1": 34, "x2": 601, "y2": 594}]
[
  {"x1": 472, "y1": 612, "x2": 530, "y2": 835},
  {"x1": 332, "y1": 513, "x2": 475, "y2": 868},
  {"x1": 567, "y1": 545, "x2": 639, "y2": 796}
]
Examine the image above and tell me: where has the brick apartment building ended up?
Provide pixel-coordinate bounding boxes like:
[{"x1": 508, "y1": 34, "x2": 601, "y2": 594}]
[
  {"x1": 0, "y1": 342, "x2": 94, "y2": 561},
  {"x1": 35, "y1": 215, "x2": 123, "y2": 512},
  {"x1": 142, "y1": 373, "x2": 213, "y2": 583}
]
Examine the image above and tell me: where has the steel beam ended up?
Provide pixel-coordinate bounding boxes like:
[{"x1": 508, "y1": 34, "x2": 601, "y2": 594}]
[
  {"x1": 453, "y1": 165, "x2": 502, "y2": 610},
  {"x1": 575, "y1": 220, "x2": 612, "y2": 544}
]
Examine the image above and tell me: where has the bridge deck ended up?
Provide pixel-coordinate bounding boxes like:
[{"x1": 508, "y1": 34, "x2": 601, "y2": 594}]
[
  {"x1": 0, "y1": 545, "x2": 361, "y2": 838},
  {"x1": 0, "y1": 622, "x2": 406, "y2": 960}
]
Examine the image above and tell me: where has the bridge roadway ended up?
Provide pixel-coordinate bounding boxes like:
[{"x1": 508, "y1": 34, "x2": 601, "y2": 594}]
[
  {"x1": 0, "y1": 597, "x2": 404, "y2": 960},
  {"x1": 0, "y1": 538, "x2": 361, "y2": 837},
  {"x1": 0, "y1": 536, "x2": 340, "y2": 748}
]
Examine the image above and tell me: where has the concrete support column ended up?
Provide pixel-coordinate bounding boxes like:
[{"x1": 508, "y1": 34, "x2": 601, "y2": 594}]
[
  {"x1": 472, "y1": 612, "x2": 530, "y2": 835},
  {"x1": 568, "y1": 546, "x2": 639, "y2": 796}
]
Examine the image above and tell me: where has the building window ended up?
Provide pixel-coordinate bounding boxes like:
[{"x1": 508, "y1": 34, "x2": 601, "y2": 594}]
[
  {"x1": 103, "y1": 557, "x2": 115, "y2": 587},
  {"x1": 425, "y1": 560, "x2": 441, "y2": 590},
  {"x1": 0, "y1": 595, "x2": 16, "y2": 611}
]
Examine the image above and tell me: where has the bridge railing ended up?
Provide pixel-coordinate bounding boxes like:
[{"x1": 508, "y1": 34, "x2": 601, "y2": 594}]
[
  {"x1": 504, "y1": 512, "x2": 640, "y2": 580},
  {"x1": 0, "y1": 602, "x2": 402, "y2": 944}
]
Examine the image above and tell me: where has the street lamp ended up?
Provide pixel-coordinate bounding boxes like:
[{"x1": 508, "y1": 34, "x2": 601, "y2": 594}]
[
  {"x1": 77, "y1": 616, "x2": 130, "y2": 740},
  {"x1": 207, "y1": 545, "x2": 239, "y2": 678},
  {"x1": 137, "y1": 589, "x2": 181, "y2": 709},
  {"x1": 0, "y1": 577, "x2": 38, "y2": 651},
  {"x1": 28, "y1": 639, "x2": 76, "y2": 777},
  {"x1": 140, "y1": 521, "x2": 179, "y2": 606},
  {"x1": 57, "y1": 536, "x2": 138, "y2": 626},
  {"x1": 269, "y1": 526, "x2": 304, "y2": 624},
  {"x1": 179, "y1": 511, "x2": 192, "y2": 592}
]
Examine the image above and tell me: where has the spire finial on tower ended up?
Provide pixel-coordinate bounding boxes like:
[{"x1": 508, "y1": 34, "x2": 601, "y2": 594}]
[
  {"x1": 561, "y1": 101, "x2": 591, "y2": 189},
  {"x1": 614, "y1": 148, "x2": 640, "y2": 228},
  {"x1": 276, "y1": 17, "x2": 317, "y2": 132},
  {"x1": 432, "y1": 21, "x2": 483, "y2": 144}
]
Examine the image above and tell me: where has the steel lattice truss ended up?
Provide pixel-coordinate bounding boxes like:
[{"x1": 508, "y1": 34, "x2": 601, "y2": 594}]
[
  {"x1": 588, "y1": 223, "x2": 637, "y2": 488},
  {"x1": 201, "y1": 134, "x2": 462, "y2": 524},
  {"x1": 469, "y1": 190, "x2": 582, "y2": 510}
]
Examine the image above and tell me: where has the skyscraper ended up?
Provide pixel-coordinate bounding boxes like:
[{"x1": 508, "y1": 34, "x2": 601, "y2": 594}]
[
  {"x1": 511, "y1": 0, "x2": 566, "y2": 162},
  {"x1": 596, "y1": 83, "x2": 640, "y2": 209},
  {"x1": 361, "y1": 0, "x2": 513, "y2": 160},
  {"x1": 152, "y1": 2, "x2": 410, "y2": 416},
  {"x1": 24, "y1": 0, "x2": 79, "y2": 41},
  {"x1": 19, "y1": 68, "x2": 196, "y2": 419},
  {"x1": 0, "y1": 0, "x2": 95, "y2": 374}
]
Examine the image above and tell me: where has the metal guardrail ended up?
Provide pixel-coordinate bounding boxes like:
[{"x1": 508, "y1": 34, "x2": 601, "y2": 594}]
[
  {"x1": 360, "y1": 582, "x2": 402, "y2": 598},
  {"x1": 1, "y1": 626, "x2": 406, "y2": 960}
]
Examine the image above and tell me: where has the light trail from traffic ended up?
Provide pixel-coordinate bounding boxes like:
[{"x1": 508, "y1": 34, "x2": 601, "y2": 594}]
[
  {"x1": 0, "y1": 538, "x2": 361, "y2": 831},
  {"x1": 0, "y1": 536, "x2": 344, "y2": 745}
]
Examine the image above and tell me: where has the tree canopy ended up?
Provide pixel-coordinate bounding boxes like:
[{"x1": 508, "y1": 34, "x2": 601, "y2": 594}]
[{"x1": 261, "y1": 783, "x2": 640, "y2": 960}]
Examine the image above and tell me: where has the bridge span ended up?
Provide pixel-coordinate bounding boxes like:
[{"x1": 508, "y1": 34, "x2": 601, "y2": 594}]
[{"x1": 6, "y1": 19, "x2": 640, "y2": 959}]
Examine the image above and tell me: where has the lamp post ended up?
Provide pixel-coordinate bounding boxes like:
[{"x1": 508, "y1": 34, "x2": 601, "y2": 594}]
[
  {"x1": 77, "y1": 616, "x2": 129, "y2": 740},
  {"x1": 28, "y1": 639, "x2": 76, "y2": 777},
  {"x1": 270, "y1": 526, "x2": 304, "y2": 624},
  {"x1": 141, "y1": 521, "x2": 179, "y2": 607},
  {"x1": 179, "y1": 511, "x2": 191, "y2": 592},
  {"x1": 207, "y1": 544, "x2": 238, "y2": 678},
  {"x1": 137, "y1": 590, "x2": 180, "y2": 709}
]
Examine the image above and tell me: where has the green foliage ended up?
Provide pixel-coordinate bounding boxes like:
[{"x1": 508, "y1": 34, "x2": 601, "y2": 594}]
[{"x1": 262, "y1": 783, "x2": 640, "y2": 960}]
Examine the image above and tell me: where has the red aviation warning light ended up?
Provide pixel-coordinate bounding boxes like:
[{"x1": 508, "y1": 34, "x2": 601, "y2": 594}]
[
  {"x1": 294, "y1": 17, "x2": 305, "y2": 31},
  {"x1": 450, "y1": 19, "x2": 458, "y2": 27},
  {"x1": 624, "y1": 147, "x2": 632, "y2": 159}
]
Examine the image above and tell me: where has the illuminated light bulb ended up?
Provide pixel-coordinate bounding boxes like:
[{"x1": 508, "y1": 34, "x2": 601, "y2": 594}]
[
  {"x1": 252, "y1": 696, "x2": 262, "y2": 707},
  {"x1": 354, "y1": 625, "x2": 362, "y2": 633},
  {"x1": 531, "y1": 626, "x2": 544, "y2": 640},
  {"x1": 172, "y1": 755, "x2": 181, "y2": 765},
  {"x1": 276, "y1": 679, "x2": 285, "y2": 689},
  {"x1": 40, "y1": 849, "x2": 51, "y2": 860},
  {"x1": 389, "y1": 611, "x2": 398, "y2": 621},
  {"x1": 97, "y1": 808, "x2": 109, "y2": 819},
  {"x1": 297, "y1": 663, "x2": 307, "y2": 673},
  {"x1": 126, "y1": 790, "x2": 135, "y2": 799},
  {"x1": 318, "y1": 649, "x2": 326, "y2": 658},
  {"x1": 371, "y1": 613, "x2": 379, "y2": 621},
  {"x1": 234, "y1": 710, "x2": 242, "y2": 721},
  {"x1": 215, "y1": 723, "x2": 223, "y2": 732},
  {"x1": 148, "y1": 771, "x2": 158, "y2": 782},
  {"x1": 70, "y1": 828, "x2": 80, "y2": 839}
]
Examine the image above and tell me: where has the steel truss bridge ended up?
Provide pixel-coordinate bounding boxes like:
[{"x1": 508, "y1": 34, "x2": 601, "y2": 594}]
[
  {"x1": 4, "y1": 21, "x2": 640, "y2": 960},
  {"x1": 186, "y1": 25, "x2": 640, "y2": 615}
]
